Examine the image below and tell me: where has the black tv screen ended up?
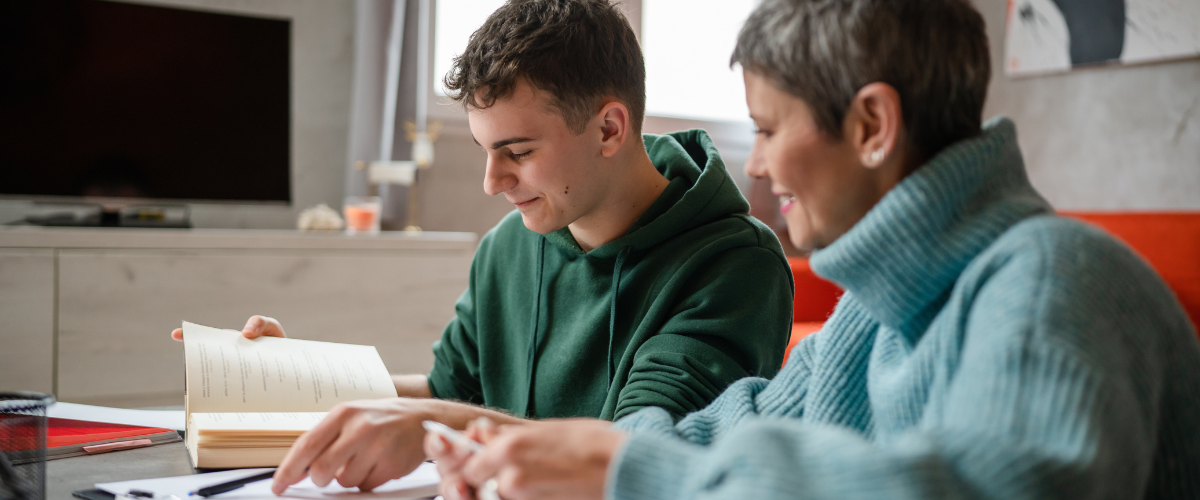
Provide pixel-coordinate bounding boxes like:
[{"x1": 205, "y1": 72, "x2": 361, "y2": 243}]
[{"x1": 0, "y1": 0, "x2": 291, "y2": 203}]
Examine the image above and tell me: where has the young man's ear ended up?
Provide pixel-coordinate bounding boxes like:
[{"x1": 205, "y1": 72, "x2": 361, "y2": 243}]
[
  {"x1": 596, "y1": 100, "x2": 631, "y2": 158},
  {"x1": 847, "y1": 82, "x2": 903, "y2": 169}
]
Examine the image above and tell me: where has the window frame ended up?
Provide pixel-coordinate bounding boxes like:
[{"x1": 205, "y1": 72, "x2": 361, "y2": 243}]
[{"x1": 425, "y1": 0, "x2": 755, "y2": 169}]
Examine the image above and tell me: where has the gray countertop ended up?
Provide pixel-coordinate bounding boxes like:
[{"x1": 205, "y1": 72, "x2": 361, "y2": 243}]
[{"x1": 25, "y1": 440, "x2": 196, "y2": 499}]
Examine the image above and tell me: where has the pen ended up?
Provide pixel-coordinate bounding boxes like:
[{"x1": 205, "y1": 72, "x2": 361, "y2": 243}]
[
  {"x1": 188, "y1": 470, "x2": 276, "y2": 497},
  {"x1": 421, "y1": 421, "x2": 500, "y2": 500},
  {"x1": 422, "y1": 420, "x2": 484, "y2": 453}
]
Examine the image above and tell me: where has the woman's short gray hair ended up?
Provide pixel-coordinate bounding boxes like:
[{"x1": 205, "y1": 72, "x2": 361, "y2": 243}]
[{"x1": 731, "y1": 0, "x2": 991, "y2": 157}]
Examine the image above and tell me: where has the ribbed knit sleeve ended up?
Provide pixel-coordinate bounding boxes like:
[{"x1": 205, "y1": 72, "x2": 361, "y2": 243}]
[
  {"x1": 612, "y1": 294, "x2": 872, "y2": 440},
  {"x1": 607, "y1": 218, "x2": 1200, "y2": 500}
]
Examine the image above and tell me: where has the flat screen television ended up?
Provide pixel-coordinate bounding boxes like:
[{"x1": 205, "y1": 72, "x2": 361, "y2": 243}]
[{"x1": 0, "y1": 0, "x2": 292, "y2": 207}]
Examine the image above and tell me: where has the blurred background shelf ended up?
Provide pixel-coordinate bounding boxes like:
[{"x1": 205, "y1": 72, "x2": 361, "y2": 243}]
[{"x1": 0, "y1": 226, "x2": 476, "y2": 408}]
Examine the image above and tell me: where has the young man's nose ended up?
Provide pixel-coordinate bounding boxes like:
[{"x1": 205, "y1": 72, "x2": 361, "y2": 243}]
[{"x1": 483, "y1": 157, "x2": 517, "y2": 196}]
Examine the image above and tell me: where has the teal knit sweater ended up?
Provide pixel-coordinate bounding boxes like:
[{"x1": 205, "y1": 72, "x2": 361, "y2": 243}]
[{"x1": 608, "y1": 118, "x2": 1200, "y2": 499}]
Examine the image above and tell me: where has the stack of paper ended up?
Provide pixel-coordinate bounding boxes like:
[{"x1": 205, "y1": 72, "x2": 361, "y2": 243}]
[{"x1": 95, "y1": 463, "x2": 441, "y2": 499}]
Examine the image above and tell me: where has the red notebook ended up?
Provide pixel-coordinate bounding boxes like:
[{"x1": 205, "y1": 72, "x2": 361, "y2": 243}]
[{"x1": 0, "y1": 415, "x2": 181, "y2": 464}]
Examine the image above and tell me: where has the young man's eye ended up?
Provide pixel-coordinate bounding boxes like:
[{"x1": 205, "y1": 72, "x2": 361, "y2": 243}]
[
  {"x1": 754, "y1": 128, "x2": 773, "y2": 138},
  {"x1": 510, "y1": 150, "x2": 531, "y2": 160}
]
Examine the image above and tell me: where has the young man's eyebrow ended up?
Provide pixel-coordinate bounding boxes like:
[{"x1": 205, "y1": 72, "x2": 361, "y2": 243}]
[
  {"x1": 470, "y1": 135, "x2": 537, "y2": 150},
  {"x1": 492, "y1": 138, "x2": 535, "y2": 149}
]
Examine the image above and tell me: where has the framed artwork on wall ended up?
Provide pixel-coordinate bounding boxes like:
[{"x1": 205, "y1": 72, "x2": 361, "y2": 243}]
[{"x1": 1004, "y1": 0, "x2": 1200, "y2": 77}]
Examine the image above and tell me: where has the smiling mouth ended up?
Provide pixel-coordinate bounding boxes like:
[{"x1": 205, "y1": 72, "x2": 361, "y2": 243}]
[
  {"x1": 513, "y1": 197, "x2": 540, "y2": 208},
  {"x1": 775, "y1": 192, "x2": 797, "y2": 215}
]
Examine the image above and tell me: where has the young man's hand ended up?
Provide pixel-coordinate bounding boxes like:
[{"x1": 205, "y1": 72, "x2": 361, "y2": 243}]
[
  {"x1": 426, "y1": 418, "x2": 626, "y2": 500},
  {"x1": 271, "y1": 399, "x2": 525, "y2": 494},
  {"x1": 271, "y1": 398, "x2": 437, "y2": 493},
  {"x1": 169, "y1": 315, "x2": 286, "y2": 341}
]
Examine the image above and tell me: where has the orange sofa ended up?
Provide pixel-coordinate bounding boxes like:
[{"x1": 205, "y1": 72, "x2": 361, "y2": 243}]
[{"x1": 784, "y1": 212, "x2": 1200, "y2": 364}]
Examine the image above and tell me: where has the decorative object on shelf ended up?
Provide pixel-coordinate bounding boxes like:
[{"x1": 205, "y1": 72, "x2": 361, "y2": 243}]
[
  {"x1": 296, "y1": 203, "x2": 344, "y2": 231},
  {"x1": 343, "y1": 196, "x2": 382, "y2": 235}
]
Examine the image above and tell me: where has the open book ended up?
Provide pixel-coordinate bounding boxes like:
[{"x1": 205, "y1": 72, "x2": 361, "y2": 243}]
[{"x1": 182, "y1": 322, "x2": 397, "y2": 468}]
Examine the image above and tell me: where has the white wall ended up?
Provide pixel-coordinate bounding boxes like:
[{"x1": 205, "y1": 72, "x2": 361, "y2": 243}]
[
  {"x1": 0, "y1": 0, "x2": 356, "y2": 229},
  {"x1": 975, "y1": 0, "x2": 1200, "y2": 211}
]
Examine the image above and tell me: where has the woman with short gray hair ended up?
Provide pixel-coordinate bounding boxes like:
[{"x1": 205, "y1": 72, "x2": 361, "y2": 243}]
[{"x1": 426, "y1": 1, "x2": 1200, "y2": 498}]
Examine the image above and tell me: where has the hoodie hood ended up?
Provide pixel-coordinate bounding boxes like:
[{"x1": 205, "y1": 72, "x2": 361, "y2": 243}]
[{"x1": 542, "y1": 129, "x2": 751, "y2": 259}]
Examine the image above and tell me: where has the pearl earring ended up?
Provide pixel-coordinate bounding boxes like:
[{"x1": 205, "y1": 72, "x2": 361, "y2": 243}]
[{"x1": 869, "y1": 149, "x2": 885, "y2": 164}]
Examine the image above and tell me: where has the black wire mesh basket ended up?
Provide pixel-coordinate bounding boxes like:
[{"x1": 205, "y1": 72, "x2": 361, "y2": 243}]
[{"x1": 0, "y1": 392, "x2": 55, "y2": 500}]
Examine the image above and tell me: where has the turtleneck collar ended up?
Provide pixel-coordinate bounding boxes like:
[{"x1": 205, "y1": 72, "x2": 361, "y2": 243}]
[{"x1": 810, "y1": 117, "x2": 1052, "y2": 337}]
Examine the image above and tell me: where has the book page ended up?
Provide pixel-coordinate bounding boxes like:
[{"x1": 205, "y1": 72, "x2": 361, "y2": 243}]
[
  {"x1": 183, "y1": 322, "x2": 397, "y2": 415},
  {"x1": 190, "y1": 412, "x2": 326, "y2": 433}
]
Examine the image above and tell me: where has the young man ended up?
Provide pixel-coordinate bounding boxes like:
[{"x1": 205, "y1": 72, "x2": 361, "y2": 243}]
[{"x1": 175, "y1": 0, "x2": 791, "y2": 493}]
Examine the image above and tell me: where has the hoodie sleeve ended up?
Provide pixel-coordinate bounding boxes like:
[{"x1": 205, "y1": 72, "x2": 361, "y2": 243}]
[
  {"x1": 611, "y1": 245, "x2": 794, "y2": 421},
  {"x1": 427, "y1": 255, "x2": 485, "y2": 405}
]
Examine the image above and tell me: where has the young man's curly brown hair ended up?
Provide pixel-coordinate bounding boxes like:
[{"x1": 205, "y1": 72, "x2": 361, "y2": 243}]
[{"x1": 442, "y1": 0, "x2": 646, "y2": 134}]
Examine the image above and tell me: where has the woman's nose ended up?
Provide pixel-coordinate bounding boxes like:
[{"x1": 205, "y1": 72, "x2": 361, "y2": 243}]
[{"x1": 744, "y1": 141, "x2": 767, "y2": 179}]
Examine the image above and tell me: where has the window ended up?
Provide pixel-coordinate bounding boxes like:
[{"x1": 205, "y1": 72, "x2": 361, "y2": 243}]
[
  {"x1": 433, "y1": 0, "x2": 757, "y2": 125},
  {"x1": 641, "y1": 0, "x2": 757, "y2": 123},
  {"x1": 433, "y1": 0, "x2": 506, "y2": 96}
]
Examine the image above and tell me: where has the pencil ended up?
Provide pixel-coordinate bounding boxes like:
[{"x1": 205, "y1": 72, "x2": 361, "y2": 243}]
[{"x1": 189, "y1": 470, "x2": 276, "y2": 497}]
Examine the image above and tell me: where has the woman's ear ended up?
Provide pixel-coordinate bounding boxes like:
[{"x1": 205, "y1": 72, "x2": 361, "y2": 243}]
[
  {"x1": 596, "y1": 100, "x2": 631, "y2": 158},
  {"x1": 847, "y1": 82, "x2": 903, "y2": 169}
]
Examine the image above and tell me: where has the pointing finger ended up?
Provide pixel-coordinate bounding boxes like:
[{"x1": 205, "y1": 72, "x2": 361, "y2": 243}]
[{"x1": 272, "y1": 410, "x2": 349, "y2": 493}]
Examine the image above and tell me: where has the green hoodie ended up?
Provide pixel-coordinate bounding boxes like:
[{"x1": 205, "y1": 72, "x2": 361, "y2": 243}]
[{"x1": 428, "y1": 129, "x2": 794, "y2": 421}]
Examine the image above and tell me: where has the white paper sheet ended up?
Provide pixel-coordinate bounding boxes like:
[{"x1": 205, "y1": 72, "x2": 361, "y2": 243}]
[
  {"x1": 47, "y1": 402, "x2": 186, "y2": 431},
  {"x1": 96, "y1": 463, "x2": 441, "y2": 499}
]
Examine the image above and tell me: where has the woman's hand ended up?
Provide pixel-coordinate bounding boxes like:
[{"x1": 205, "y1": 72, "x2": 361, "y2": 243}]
[
  {"x1": 426, "y1": 417, "x2": 505, "y2": 500},
  {"x1": 427, "y1": 418, "x2": 626, "y2": 500}
]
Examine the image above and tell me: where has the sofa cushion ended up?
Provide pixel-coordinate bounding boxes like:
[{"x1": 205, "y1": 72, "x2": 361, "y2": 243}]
[
  {"x1": 783, "y1": 322, "x2": 825, "y2": 365},
  {"x1": 788, "y1": 257, "x2": 842, "y2": 322}
]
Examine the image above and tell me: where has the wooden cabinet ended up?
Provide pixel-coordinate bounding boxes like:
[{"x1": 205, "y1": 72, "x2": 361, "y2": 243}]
[
  {"x1": 0, "y1": 227, "x2": 475, "y2": 407},
  {"x1": 0, "y1": 248, "x2": 55, "y2": 394}
]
